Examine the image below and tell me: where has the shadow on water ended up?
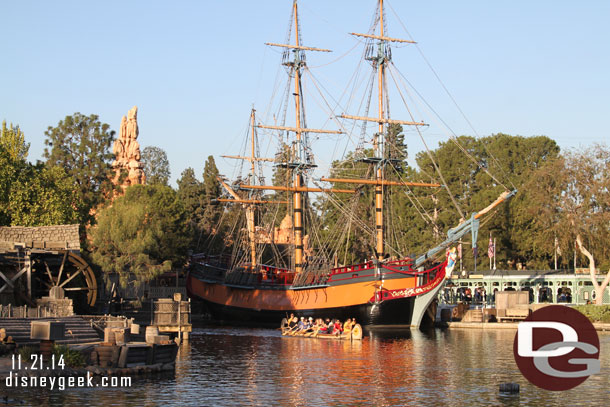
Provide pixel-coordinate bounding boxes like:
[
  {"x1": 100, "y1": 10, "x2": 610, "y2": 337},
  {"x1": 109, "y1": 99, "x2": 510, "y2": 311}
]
[
  {"x1": 364, "y1": 324, "x2": 441, "y2": 341},
  {"x1": 365, "y1": 328, "x2": 414, "y2": 341}
]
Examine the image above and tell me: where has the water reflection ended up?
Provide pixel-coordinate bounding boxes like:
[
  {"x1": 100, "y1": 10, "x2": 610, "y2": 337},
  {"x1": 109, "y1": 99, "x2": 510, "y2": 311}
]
[{"x1": 2, "y1": 327, "x2": 608, "y2": 406}]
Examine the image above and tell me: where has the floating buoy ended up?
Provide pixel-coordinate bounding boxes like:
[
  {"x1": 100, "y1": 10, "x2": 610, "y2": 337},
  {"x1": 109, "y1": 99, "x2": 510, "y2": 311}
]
[{"x1": 499, "y1": 383, "x2": 520, "y2": 394}]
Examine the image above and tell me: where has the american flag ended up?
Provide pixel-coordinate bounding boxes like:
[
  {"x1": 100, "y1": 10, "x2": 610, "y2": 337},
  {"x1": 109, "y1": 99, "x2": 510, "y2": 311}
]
[{"x1": 488, "y1": 234, "x2": 495, "y2": 258}]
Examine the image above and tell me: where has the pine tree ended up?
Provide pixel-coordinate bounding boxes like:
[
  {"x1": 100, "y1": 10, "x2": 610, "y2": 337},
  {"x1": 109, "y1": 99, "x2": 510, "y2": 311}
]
[
  {"x1": 177, "y1": 167, "x2": 205, "y2": 247},
  {"x1": 200, "y1": 156, "x2": 223, "y2": 247},
  {"x1": 141, "y1": 146, "x2": 171, "y2": 186},
  {"x1": 43, "y1": 113, "x2": 115, "y2": 225},
  {"x1": 91, "y1": 184, "x2": 190, "y2": 289},
  {"x1": 269, "y1": 142, "x2": 292, "y2": 225}
]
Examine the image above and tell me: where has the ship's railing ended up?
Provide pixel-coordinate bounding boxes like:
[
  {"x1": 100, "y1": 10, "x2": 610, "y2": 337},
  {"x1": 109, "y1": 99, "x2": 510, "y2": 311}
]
[
  {"x1": 371, "y1": 262, "x2": 447, "y2": 303},
  {"x1": 328, "y1": 257, "x2": 414, "y2": 277},
  {"x1": 327, "y1": 258, "x2": 417, "y2": 283},
  {"x1": 189, "y1": 263, "x2": 225, "y2": 283},
  {"x1": 190, "y1": 253, "x2": 232, "y2": 268},
  {"x1": 382, "y1": 261, "x2": 446, "y2": 287},
  {"x1": 215, "y1": 259, "x2": 446, "y2": 290},
  {"x1": 194, "y1": 256, "x2": 446, "y2": 290},
  {"x1": 385, "y1": 258, "x2": 414, "y2": 267},
  {"x1": 259, "y1": 264, "x2": 295, "y2": 286},
  {"x1": 329, "y1": 261, "x2": 375, "y2": 276},
  {"x1": 292, "y1": 268, "x2": 331, "y2": 288},
  {"x1": 301, "y1": 258, "x2": 437, "y2": 286},
  {"x1": 223, "y1": 264, "x2": 297, "y2": 287}
]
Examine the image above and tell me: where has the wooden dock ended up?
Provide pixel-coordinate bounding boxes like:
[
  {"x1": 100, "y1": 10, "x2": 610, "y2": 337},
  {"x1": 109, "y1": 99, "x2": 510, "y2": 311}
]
[{"x1": 150, "y1": 294, "x2": 192, "y2": 342}]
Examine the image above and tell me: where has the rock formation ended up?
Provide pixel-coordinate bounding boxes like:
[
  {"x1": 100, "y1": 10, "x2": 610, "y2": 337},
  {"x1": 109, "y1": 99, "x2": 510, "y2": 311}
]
[
  {"x1": 255, "y1": 214, "x2": 312, "y2": 257},
  {"x1": 112, "y1": 106, "x2": 146, "y2": 187}
]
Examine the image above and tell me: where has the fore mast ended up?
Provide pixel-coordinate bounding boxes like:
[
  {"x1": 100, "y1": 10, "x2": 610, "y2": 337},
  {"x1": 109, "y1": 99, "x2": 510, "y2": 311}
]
[
  {"x1": 287, "y1": 0, "x2": 308, "y2": 274},
  {"x1": 328, "y1": 0, "x2": 433, "y2": 261}
]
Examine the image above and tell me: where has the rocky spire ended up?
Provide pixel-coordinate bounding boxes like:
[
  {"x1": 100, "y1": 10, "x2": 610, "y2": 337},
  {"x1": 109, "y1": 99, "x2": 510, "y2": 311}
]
[{"x1": 112, "y1": 106, "x2": 146, "y2": 187}]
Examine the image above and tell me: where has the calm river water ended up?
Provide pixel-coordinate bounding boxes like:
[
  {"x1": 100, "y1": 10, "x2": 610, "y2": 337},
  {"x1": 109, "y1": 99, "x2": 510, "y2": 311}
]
[{"x1": 6, "y1": 326, "x2": 610, "y2": 406}]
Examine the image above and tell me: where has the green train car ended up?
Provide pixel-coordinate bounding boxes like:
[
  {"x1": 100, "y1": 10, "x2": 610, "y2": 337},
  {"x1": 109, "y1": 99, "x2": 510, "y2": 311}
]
[{"x1": 439, "y1": 269, "x2": 609, "y2": 305}]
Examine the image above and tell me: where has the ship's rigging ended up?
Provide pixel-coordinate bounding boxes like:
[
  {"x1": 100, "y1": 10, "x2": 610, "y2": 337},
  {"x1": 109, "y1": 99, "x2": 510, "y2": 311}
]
[
  {"x1": 208, "y1": 0, "x2": 515, "y2": 276},
  {"x1": 188, "y1": 0, "x2": 517, "y2": 329}
]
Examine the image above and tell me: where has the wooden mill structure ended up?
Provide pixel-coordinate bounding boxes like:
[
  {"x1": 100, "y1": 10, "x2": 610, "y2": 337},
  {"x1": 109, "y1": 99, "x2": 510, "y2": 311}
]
[{"x1": 0, "y1": 225, "x2": 98, "y2": 311}]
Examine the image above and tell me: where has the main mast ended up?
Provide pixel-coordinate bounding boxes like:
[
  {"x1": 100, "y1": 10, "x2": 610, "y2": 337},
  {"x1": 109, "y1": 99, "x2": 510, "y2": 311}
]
[
  {"x1": 245, "y1": 0, "x2": 351, "y2": 274},
  {"x1": 292, "y1": 0, "x2": 305, "y2": 274},
  {"x1": 374, "y1": 0, "x2": 386, "y2": 262}
]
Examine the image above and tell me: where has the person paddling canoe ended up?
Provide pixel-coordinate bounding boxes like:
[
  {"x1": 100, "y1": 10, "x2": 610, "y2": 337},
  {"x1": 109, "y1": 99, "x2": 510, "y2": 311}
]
[{"x1": 343, "y1": 318, "x2": 353, "y2": 334}]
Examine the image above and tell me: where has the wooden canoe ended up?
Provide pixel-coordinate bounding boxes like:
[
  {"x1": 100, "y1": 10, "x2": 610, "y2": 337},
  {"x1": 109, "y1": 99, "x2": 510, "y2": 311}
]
[{"x1": 280, "y1": 319, "x2": 363, "y2": 340}]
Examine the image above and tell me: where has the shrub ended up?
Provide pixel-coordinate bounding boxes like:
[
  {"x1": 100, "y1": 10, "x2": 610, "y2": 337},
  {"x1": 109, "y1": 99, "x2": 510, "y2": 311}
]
[
  {"x1": 52, "y1": 344, "x2": 86, "y2": 368},
  {"x1": 17, "y1": 346, "x2": 35, "y2": 361},
  {"x1": 574, "y1": 305, "x2": 610, "y2": 323}
]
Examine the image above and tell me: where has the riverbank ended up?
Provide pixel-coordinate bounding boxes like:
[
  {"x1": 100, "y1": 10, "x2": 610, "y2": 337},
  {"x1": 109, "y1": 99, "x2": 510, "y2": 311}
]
[
  {"x1": 0, "y1": 354, "x2": 175, "y2": 381},
  {"x1": 0, "y1": 339, "x2": 179, "y2": 382},
  {"x1": 436, "y1": 321, "x2": 610, "y2": 331}
]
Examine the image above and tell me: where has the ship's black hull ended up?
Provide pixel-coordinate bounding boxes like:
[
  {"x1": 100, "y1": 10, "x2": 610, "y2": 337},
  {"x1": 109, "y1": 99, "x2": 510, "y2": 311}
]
[{"x1": 196, "y1": 295, "x2": 415, "y2": 328}]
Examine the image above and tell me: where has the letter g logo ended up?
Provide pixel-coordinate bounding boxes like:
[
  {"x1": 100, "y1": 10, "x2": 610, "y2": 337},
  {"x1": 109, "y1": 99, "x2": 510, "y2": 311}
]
[{"x1": 513, "y1": 306, "x2": 600, "y2": 391}]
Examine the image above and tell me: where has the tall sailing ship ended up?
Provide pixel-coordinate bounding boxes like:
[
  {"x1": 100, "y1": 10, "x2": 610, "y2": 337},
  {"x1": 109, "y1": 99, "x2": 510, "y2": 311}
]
[{"x1": 186, "y1": 0, "x2": 514, "y2": 327}]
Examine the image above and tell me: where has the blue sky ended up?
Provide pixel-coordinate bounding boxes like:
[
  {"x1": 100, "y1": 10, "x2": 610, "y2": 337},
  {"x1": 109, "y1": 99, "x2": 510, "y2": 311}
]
[{"x1": 2, "y1": 1, "x2": 609, "y2": 186}]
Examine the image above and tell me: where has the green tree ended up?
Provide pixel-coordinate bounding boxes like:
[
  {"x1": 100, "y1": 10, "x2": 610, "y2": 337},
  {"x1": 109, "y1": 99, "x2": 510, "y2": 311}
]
[
  {"x1": 201, "y1": 156, "x2": 222, "y2": 234},
  {"x1": 525, "y1": 145, "x2": 609, "y2": 268},
  {"x1": 483, "y1": 134, "x2": 559, "y2": 269},
  {"x1": 1, "y1": 122, "x2": 82, "y2": 227},
  {"x1": 319, "y1": 133, "x2": 559, "y2": 268},
  {"x1": 90, "y1": 184, "x2": 190, "y2": 288},
  {"x1": 319, "y1": 149, "x2": 376, "y2": 263},
  {"x1": 268, "y1": 143, "x2": 292, "y2": 225},
  {"x1": 8, "y1": 164, "x2": 81, "y2": 226},
  {"x1": 414, "y1": 133, "x2": 560, "y2": 269},
  {"x1": 0, "y1": 150, "x2": 18, "y2": 225},
  {"x1": 525, "y1": 145, "x2": 610, "y2": 302},
  {"x1": 316, "y1": 124, "x2": 413, "y2": 264},
  {"x1": 141, "y1": 146, "x2": 170, "y2": 186},
  {"x1": 1, "y1": 122, "x2": 29, "y2": 225},
  {"x1": 1, "y1": 121, "x2": 29, "y2": 161},
  {"x1": 177, "y1": 167, "x2": 204, "y2": 247},
  {"x1": 384, "y1": 124, "x2": 407, "y2": 167},
  {"x1": 43, "y1": 113, "x2": 115, "y2": 225}
]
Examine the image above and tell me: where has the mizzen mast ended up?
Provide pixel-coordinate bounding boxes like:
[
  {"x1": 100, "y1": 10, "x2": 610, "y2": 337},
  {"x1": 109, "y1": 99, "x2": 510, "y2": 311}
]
[{"x1": 218, "y1": 109, "x2": 287, "y2": 269}]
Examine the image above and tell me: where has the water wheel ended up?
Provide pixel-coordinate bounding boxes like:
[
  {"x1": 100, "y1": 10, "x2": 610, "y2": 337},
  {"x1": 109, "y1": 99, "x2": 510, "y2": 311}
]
[{"x1": 34, "y1": 250, "x2": 98, "y2": 308}]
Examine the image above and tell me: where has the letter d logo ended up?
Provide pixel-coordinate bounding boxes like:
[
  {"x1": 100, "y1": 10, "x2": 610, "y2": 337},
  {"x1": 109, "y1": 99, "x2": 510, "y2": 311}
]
[
  {"x1": 518, "y1": 322, "x2": 577, "y2": 357},
  {"x1": 513, "y1": 305, "x2": 600, "y2": 391}
]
